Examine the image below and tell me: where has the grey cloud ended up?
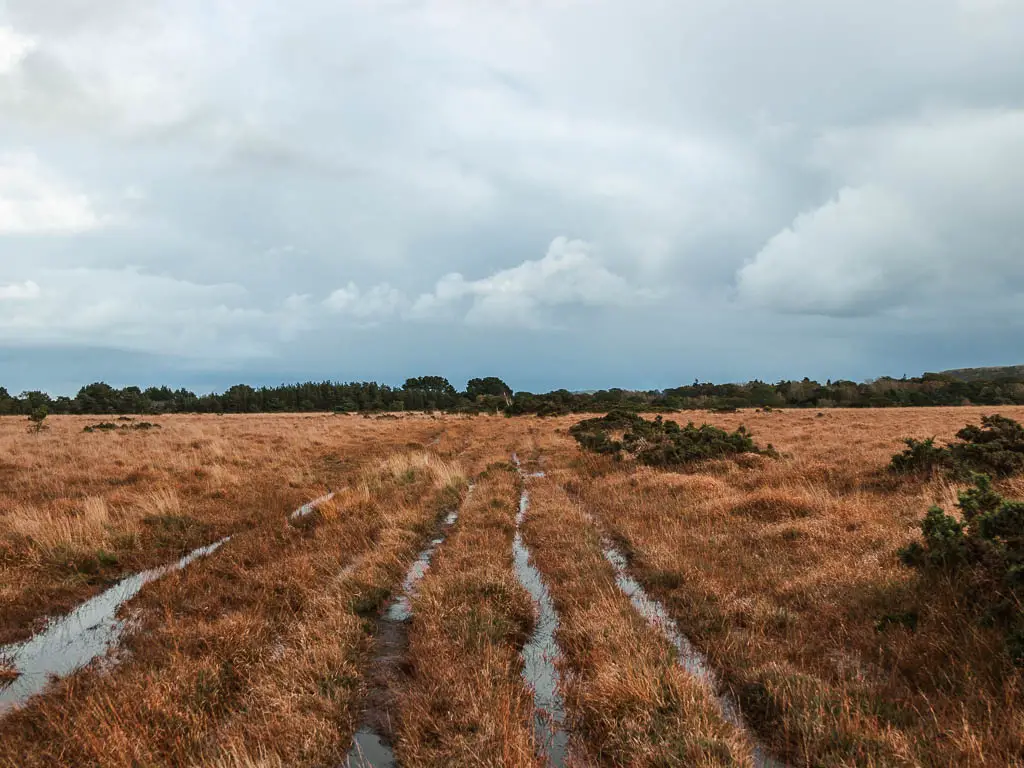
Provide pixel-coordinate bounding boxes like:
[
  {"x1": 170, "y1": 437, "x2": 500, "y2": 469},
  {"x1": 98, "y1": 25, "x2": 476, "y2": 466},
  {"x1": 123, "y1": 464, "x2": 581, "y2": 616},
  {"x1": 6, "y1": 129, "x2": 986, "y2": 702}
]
[{"x1": 1, "y1": 1, "x2": 1023, "y2": 390}]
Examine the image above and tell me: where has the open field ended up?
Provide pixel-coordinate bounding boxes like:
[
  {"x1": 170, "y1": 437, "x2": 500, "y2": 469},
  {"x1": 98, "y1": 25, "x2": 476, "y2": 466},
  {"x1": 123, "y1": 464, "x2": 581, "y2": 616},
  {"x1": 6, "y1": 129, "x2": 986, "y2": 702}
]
[{"x1": 1, "y1": 408, "x2": 1022, "y2": 766}]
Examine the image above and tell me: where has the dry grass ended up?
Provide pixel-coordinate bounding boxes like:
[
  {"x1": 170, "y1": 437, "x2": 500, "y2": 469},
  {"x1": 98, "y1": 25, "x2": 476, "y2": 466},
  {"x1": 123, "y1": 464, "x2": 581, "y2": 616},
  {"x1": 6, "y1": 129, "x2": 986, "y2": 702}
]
[
  {"x1": 523, "y1": 470, "x2": 752, "y2": 766},
  {"x1": 0, "y1": 418, "x2": 471, "y2": 766},
  {"x1": 2, "y1": 408, "x2": 1022, "y2": 766},
  {"x1": 396, "y1": 464, "x2": 541, "y2": 767},
  {"x1": 566, "y1": 406, "x2": 1024, "y2": 767},
  {"x1": 0, "y1": 413, "x2": 460, "y2": 644}
]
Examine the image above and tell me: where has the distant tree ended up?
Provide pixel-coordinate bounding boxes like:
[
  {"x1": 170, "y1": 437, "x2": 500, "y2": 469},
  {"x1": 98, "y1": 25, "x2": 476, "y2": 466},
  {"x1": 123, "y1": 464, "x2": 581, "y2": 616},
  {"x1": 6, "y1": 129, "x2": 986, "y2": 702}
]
[
  {"x1": 402, "y1": 376, "x2": 456, "y2": 395},
  {"x1": 466, "y1": 377, "x2": 512, "y2": 399},
  {"x1": 27, "y1": 406, "x2": 48, "y2": 433}
]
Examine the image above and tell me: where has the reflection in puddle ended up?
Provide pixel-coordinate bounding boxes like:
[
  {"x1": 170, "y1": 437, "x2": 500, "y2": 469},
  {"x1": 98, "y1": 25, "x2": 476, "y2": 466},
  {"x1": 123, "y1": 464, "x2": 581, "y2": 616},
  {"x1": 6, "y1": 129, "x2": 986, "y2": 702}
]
[
  {"x1": 0, "y1": 537, "x2": 230, "y2": 716},
  {"x1": 345, "y1": 495, "x2": 465, "y2": 767},
  {"x1": 512, "y1": 456, "x2": 568, "y2": 766},
  {"x1": 601, "y1": 541, "x2": 785, "y2": 768}
]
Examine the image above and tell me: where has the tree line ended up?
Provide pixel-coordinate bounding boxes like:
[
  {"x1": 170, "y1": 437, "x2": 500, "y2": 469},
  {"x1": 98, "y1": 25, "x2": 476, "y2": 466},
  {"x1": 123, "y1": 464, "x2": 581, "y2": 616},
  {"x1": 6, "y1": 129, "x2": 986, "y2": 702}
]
[{"x1": 2, "y1": 373, "x2": 1024, "y2": 418}]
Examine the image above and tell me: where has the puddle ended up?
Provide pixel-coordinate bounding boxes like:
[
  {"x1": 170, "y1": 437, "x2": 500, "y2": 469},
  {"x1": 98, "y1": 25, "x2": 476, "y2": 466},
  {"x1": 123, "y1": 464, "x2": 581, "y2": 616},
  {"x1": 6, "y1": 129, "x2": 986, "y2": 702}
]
[
  {"x1": 512, "y1": 458, "x2": 568, "y2": 765},
  {"x1": 290, "y1": 492, "x2": 336, "y2": 520},
  {"x1": 0, "y1": 537, "x2": 230, "y2": 716},
  {"x1": 344, "y1": 501, "x2": 463, "y2": 767},
  {"x1": 601, "y1": 541, "x2": 785, "y2": 768}
]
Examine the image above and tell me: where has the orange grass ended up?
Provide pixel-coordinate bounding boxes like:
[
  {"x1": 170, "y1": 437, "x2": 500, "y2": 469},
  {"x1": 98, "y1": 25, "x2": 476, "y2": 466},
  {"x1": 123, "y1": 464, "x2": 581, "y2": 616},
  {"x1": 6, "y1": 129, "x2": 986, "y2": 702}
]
[
  {"x1": 523, "y1": 469, "x2": 752, "y2": 766},
  {"x1": 566, "y1": 406, "x2": 1024, "y2": 767},
  {"x1": 0, "y1": 419, "x2": 468, "y2": 766},
  {"x1": 396, "y1": 463, "x2": 541, "y2": 767},
  {"x1": 2, "y1": 408, "x2": 1022, "y2": 766},
  {"x1": 0, "y1": 413, "x2": 451, "y2": 644}
]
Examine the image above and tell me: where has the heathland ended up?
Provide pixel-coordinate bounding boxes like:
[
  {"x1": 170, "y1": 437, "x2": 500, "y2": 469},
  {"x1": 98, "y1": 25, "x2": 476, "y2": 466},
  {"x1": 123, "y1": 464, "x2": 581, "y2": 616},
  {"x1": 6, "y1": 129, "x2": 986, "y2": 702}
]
[{"x1": 1, "y1": 407, "x2": 1022, "y2": 766}]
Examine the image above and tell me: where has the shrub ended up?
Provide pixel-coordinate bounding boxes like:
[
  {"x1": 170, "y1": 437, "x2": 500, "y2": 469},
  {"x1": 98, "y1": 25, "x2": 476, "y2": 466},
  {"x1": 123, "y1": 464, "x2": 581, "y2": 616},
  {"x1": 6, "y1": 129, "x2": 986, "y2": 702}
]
[
  {"x1": 899, "y1": 475, "x2": 1024, "y2": 664},
  {"x1": 27, "y1": 406, "x2": 48, "y2": 433},
  {"x1": 889, "y1": 437, "x2": 949, "y2": 475},
  {"x1": 949, "y1": 414, "x2": 1024, "y2": 477},
  {"x1": 890, "y1": 414, "x2": 1024, "y2": 479},
  {"x1": 570, "y1": 409, "x2": 770, "y2": 468}
]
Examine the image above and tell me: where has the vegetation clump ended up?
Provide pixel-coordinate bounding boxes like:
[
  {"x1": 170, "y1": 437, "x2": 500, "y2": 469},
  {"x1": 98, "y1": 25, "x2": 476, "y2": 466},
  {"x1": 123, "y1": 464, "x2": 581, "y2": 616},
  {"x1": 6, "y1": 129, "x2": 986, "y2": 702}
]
[
  {"x1": 570, "y1": 409, "x2": 772, "y2": 467},
  {"x1": 890, "y1": 414, "x2": 1024, "y2": 477},
  {"x1": 84, "y1": 421, "x2": 162, "y2": 433},
  {"x1": 900, "y1": 474, "x2": 1024, "y2": 664}
]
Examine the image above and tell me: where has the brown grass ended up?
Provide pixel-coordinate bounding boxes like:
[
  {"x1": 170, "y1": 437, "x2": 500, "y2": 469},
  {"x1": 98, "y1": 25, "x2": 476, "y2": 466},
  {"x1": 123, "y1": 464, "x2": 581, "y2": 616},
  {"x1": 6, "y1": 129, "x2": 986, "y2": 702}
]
[
  {"x1": 523, "y1": 470, "x2": 752, "y2": 766},
  {"x1": 568, "y1": 406, "x2": 1024, "y2": 767},
  {"x1": 396, "y1": 463, "x2": 541, "y2": 766},
  {"x1": 1, "y1": 408, "x2": 1022, "y2": 766}
]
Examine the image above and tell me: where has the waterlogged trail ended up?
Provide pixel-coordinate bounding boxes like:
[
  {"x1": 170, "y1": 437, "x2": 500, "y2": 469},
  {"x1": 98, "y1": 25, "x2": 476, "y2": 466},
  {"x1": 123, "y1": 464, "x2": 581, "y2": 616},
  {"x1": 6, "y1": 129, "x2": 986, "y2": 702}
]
[
  {"x1": 0, "y1": 490, "x2": 335, "y2": 718},
  {"x1": 290, "y1": 491, "x2": 336, "y2": 520},
  {"x1": 346, "y1": 502, "x2": 464, "y2": 768},
  {"x1": 0, "y1": 537, "x2": 229, "y2": 716},
  {"x1": 512, "y1": 455, "x2": 569, "y2": 765},
  {"x1": 600, "y1": 539, "x2": 786, "y2": 768}
]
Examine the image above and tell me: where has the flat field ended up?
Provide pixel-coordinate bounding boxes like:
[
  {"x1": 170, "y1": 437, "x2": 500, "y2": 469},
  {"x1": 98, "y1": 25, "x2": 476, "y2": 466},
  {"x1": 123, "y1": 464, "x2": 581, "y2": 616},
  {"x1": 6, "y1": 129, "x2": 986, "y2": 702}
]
[{"x1": 0, "y1": 407, "x2": 1022, "y2": 767}]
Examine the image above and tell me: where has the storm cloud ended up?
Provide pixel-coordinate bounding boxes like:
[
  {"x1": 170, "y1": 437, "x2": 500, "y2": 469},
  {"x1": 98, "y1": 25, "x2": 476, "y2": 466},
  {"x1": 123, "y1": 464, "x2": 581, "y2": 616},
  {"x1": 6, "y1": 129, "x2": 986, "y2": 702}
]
[{"x1": 1, "y1": 0, "x2": 1022, "y2": 393}]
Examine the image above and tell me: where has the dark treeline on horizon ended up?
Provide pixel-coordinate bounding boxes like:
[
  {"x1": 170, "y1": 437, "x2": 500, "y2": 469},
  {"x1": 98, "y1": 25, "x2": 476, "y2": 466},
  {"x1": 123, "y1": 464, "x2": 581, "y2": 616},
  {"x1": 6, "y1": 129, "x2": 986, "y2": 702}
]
[{"x1": 3, "y1": 371, "x2": 1024, "y2": 417}]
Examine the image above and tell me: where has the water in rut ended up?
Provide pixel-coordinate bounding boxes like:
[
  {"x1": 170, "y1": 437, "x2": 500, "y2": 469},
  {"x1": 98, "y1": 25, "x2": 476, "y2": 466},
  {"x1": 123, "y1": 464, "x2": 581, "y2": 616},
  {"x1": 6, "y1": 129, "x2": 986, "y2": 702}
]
[
  {"x1": 601, "y1": 541, "x2": 785, "y2": 768},
  {"x1": 0, "y1": 537, "x2": 230, "y2": 716},
  {"x1": 345, "y1": 503, "x2": 463, "y2": 767},
  {"x1": 512, "y1": 455, "x2": 568, "y2": 765}
]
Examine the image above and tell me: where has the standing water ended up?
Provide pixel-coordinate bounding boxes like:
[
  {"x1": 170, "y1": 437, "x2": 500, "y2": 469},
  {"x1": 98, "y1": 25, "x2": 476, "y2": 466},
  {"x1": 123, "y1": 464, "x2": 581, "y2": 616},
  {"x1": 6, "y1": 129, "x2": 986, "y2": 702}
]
[
  {"x1": 345, "y1": 499, "x2": 465, "y2": 768},
  {"x1": 601, "y1": 541, "x2": 785, "y2": 768},
  {"x1": 290, "y1": 492, "x2": 336, "y2": 520},
  {"x1": 0, "y1": 536, "x2": 230, "y2": 716},
  {"x1": 512, "y1": 455, "x2": 568, "y2": 765}
]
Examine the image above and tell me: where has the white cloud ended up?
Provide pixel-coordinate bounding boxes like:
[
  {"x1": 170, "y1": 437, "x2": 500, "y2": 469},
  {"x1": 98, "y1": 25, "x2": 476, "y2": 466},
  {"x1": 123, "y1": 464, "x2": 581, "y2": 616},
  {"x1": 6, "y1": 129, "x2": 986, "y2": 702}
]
[
  {"x1": 324, "y1": 281, "x2": 405, "y2": 322},
  {"x1": 0, "y1": 24, "x2": 34, "y2": 74},
  {"x1": 0, "y1": 152, "x2": 103, "y2": 234},
  {"x1": 0, "y1": 268, "x2": 298, "y2": 358},
  {"x1": 412, "y1": 237, "x2": 655, "y2": 328},
  {"x1": 737, "y1": 108, "x2": 1024, "y2": 315},
  {"x1": 0, "y1": 280, "x2": 40, "y2": 300}
]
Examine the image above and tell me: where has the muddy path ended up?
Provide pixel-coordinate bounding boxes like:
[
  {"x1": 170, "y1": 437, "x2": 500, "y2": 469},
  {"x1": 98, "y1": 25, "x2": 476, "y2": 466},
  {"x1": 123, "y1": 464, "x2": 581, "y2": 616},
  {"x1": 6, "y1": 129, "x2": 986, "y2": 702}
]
[
  {"x1": 598, "y1": 531, "x2": 786, "y2": 767},
  {"x1": 512, "y1": 455, "x2": 569, "y2": 765},
  {"x1": 345, "y1": 502, "x2": 463, "y2": 767}
]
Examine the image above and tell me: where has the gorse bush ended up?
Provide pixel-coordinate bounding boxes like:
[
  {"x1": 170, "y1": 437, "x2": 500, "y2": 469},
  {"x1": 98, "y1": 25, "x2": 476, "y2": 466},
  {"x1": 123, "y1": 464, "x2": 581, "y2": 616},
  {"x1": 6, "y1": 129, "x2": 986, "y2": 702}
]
[
  {"x1": 900, "y1": 474, "x2": 1024, "y2": 664},
  {"x1": 950, "y1": 414, "x2": 1024, "y2": 477},
  {"x1": 890, "y1": 414, "x2": 1024, "y2": 478},
  {"x1": 570, "y1": 409, "x2": 772, "y2": 468},
  {"x1": 889, "y1": 437, "x2": 949, "y2": 475}
]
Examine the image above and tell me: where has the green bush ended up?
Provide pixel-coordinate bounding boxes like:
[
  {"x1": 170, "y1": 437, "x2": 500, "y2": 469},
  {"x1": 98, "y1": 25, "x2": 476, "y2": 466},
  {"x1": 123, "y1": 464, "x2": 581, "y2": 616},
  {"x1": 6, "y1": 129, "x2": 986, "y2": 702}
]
[
  {"x1": 889, "y1": 437, "x2": 950, "y2": 475},
  {"x1": 949, "y1": 414, "x2": 1024, "y2": 477},
  {"x1": 570, "y1": 409, "x2": 770, "y2": 468},
  {"x1": 890, "y1": 414, "x2": 1024, "y2": 478},
  {"x1": 899, "y1": 474, "x2": 1024, "y2": 664}
]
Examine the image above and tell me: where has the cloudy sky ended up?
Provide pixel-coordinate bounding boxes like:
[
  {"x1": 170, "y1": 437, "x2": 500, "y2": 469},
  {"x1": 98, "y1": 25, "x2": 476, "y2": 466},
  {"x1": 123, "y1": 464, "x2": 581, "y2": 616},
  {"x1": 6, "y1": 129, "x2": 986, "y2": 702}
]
[{"x1": 1, "y1": 0, "x2": 1023, "y2": 394}]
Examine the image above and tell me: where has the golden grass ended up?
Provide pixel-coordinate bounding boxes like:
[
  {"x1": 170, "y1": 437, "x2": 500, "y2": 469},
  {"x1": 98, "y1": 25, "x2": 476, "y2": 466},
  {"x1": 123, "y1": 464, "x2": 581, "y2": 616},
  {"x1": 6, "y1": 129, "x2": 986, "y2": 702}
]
[
  {"x1": 1, "y1": 407, "x2": 1022, "y2": 766},
  {"x1": 396, "y1": 464, "x2": 541, "y2": 766},
  {"x1": 564, "y1": 406, "x2": 1024, "y2": 767},
  {"x1": 523, "y1": 471, "x2": 752, "y2": 766},
  {"x1": 0, "y1": 440, "x2": 468, "y2": 767}
]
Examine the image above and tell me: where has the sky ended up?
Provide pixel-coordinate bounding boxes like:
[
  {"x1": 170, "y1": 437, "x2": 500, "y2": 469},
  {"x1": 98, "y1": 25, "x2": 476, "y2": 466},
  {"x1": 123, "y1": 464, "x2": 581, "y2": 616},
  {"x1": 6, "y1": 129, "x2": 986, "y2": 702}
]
[{"x1": 1, "y1": 0, "x2": 1023, "y2": 395}]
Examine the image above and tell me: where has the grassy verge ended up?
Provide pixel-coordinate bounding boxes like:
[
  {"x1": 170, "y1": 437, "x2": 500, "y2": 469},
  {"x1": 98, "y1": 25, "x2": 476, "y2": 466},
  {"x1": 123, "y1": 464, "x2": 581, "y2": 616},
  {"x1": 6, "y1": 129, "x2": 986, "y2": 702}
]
[{"x1": 395, "y1": 463, "x2": 540, "y2": 766}]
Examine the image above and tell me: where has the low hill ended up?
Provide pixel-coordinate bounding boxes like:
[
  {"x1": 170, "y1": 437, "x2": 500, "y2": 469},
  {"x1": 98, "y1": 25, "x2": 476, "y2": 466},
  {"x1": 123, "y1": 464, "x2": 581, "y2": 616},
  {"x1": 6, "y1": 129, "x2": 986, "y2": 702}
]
[{"x1": 936, "y1": 365, "x2": 1024, "y2": 382}]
